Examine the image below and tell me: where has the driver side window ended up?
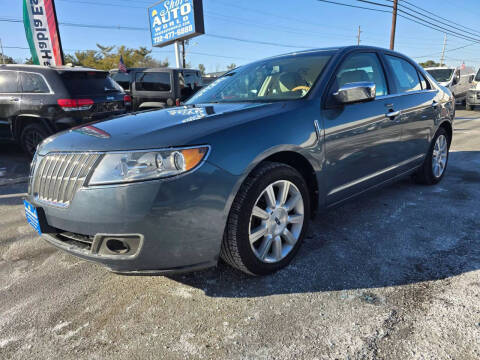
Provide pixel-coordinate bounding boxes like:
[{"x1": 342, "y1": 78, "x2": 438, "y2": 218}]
[{"x1": 334, "y1": 52, "x2": 387, "y2": 97}]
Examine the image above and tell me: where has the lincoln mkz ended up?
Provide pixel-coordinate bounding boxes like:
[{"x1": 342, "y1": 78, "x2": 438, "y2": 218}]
[{"x1": 25, "y1": 46, "x2": 454, "y2": 275}]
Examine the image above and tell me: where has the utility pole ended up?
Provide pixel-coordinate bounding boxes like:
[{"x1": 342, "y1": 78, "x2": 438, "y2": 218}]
[
  {"x1": 389, "y1": 0, "x2": 398, "y2": 50},
  {"x1": 357, "y1": 26, "x2": 362, "y2": 45},
  {"x1": 0, "y1": 38, "x2": 4, "y2": 64},
  {"x1": 174, "y1": 41, "x2": 181, "y2": 68},
  {"x1": 181, "y1": 40, "x2": 186, "y2": 68},
  {"x1": 440, "y1": 33, "x2": 447, "y2": 66}
]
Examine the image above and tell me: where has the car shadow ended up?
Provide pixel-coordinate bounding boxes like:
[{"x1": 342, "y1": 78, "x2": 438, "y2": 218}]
[
  {"x1": 168, "y1": 151, "x2": 480, "y2": 298},
  {"x1": 0, "y1": 143, "x2": 30, "y2": 186}
]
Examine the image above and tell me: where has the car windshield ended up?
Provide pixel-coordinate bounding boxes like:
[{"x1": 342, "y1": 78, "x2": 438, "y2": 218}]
[
  {"x1": 426, "y1": 69, "x2": 454, "y2": 83},
  {"x1": 475, "y1": 69, "x2": 480, "y2": 82},
  {"x1": 186, "y1": 53, "x2": 332, "y2": 104}
]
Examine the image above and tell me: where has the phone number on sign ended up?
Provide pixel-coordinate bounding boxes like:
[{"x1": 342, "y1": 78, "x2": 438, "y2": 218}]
[{"x1": 153, "y1": 25, "x2": 193, "y2": 43}]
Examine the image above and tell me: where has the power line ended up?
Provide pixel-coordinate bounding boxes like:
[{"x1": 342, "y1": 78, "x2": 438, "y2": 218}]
[
  {"x1": 399, "y1": 0, "x2": 480, "y2": 36},
  {"x1": 413, "y1": 43, "x2": 476, "y2": 59},
  {"x1": 395, "y1": 0, "x2": 480, "y2": 38},
  {"x1": 316, "y1": 0, "x2": 390, "y2": 13},
  {"x1": 0, "y1": 18, "x2": 317, "y2": 50},
  {"x1": 314, "y1": 0, "x2": 480, "y2": 45}
]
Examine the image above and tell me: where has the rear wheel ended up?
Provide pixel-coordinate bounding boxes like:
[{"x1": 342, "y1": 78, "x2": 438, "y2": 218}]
[
  {"x1": 413, "y1": 127, "x2": 450, "y2": 185},
  {"x1": 221, "y1": 162, "x2": 310, "y2": 275},
  {"x1": 20, "y1": 123, "x2": 49, "y2": 158}
]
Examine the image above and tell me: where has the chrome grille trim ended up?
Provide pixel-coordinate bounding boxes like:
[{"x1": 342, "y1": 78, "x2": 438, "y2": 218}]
[{"x1": 31, "y1": 152, "x2": 102, "y2": 207}]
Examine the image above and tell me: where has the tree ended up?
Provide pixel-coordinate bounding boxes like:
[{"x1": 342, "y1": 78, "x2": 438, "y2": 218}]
[
  {"x1": 227, "y1": 63, "x2": 237, "y2": 70},
  {"x1": 65, "y1": 44, "x2": 169, "y2": 70},
  {"x1": 0, "y1": 54, "x2": 16, "y2": 64},
  {"x1": 419, "y1": 60, "x2": 440, "y2": 68},
  {"x1": 198, "y1": 63, "x2": 206, "y2": 75}
]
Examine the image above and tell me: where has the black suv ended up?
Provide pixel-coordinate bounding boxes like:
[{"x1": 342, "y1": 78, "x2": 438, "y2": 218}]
[
  {"x1": 110, "y1": 67, "x2": 202, "y2": 111},
  {"x1": 0, "y1": 65, "x2": 129, "y2": 156}
]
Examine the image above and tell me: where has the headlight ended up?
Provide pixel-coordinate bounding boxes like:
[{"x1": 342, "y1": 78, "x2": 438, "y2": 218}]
[{"x1": 88, "y1": 146, "x2": 209, "y2": 185}]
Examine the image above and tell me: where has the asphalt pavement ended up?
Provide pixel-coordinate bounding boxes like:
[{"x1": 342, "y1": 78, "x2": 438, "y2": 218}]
[{"x1": 1, "y1": 110, "x2": 479, "y2": 359}]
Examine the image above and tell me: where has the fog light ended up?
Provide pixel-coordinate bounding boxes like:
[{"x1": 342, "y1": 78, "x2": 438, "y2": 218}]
[{"x1": 105, "y1": 239, "x2": 130, "y2": 254}]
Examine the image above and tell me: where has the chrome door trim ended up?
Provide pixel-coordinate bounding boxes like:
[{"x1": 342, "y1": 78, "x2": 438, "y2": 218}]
[{"x1": 327, "y1": 154, "x2": 424, "y2": 196}]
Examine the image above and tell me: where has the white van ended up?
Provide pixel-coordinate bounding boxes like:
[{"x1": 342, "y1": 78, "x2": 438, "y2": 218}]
[
  {"x1": 466, "y1": 68, "x2": 480, "y2": 110},
  {"x1": 426, "y1": 66, "x2": 475, "y2": 104}
]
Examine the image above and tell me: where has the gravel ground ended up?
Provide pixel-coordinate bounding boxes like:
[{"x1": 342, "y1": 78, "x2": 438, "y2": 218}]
[{"x1": 1, "y1": 110, "x2": 479, "y2": 360}]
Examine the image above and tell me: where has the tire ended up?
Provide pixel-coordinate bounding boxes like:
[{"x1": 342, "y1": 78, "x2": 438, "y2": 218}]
[
  {"x1": 221, "y1": 162, "x2": 311, "y2": 275},
  {"x1": 20, "y1": 123, "x2": 49, "y2": 158},
  {"x1": 466, "y1": 104, "x2": 473, "y2": 111},
  {"x1": 413, "y1": 127, "x2": 450, "y2": 185}
]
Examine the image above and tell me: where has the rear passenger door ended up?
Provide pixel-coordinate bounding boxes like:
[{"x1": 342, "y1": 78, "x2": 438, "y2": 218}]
[
  {"x1": 382, "y1": 54, "x2": 438, "y2": 161},
  {"x1": 19, "y1": 71, "x2": 52, "y2": 117},
  {"x1": 0, "y1": 71, "x2": 20, "y2": 139},
  {"x1": 323, "y1": 51, "x2": 404, "y2": 205}
]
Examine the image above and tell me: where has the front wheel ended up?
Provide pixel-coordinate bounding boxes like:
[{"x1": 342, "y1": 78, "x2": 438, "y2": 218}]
[
  {"x1": 413, "y1": 127, "x2": 450, "y2": 185},
  {"x1": 20, "y1": 123, "x2": 49, "y2": 158},
  {"x1": 221, "y1": 162, "x2": 311, "y2": 275}
]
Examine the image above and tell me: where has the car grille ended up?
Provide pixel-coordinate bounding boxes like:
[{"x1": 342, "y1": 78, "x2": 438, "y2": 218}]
[
  {"x1": 30, "y1": 152, "x2": 101, "y2": 206},
  {"x1": 54, "y1": 232, "x2": 94, "y2": 251}
]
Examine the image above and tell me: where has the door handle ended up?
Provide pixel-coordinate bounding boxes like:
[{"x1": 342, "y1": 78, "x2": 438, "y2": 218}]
[
  {"x1": 8, "y1": 96, "x2": 20, "y2": 102},
  {"x1": 386, "y1": 110, "x2": 401, "y2": 119}
]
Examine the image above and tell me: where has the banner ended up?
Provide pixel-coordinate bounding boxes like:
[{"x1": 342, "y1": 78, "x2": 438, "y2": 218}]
[
  {"x1": 23, "y1": 0, "x2": 64, "y2": 66},
  {"x1": 149, "y1": 0, "x2": 205, "y2": 48}
]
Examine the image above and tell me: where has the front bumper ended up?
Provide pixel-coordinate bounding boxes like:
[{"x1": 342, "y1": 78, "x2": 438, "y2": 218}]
[
  {"x1": 466, "y1": 91, "x2": 480, "y2": 105},
  {"x1": 27, "y1": 161, "x2": 238, "y2": 273}
]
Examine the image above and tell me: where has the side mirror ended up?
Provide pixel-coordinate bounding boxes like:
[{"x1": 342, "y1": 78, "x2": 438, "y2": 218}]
[
  {"x1": 452, "y1": 76, "x2": 459, "y2": 85},
  {"x1": 333, "y1": 82, "x2": 376, "y2": 104},
  {"x1": 469, "y1": 75, "x2": 474, "y2": 83}
]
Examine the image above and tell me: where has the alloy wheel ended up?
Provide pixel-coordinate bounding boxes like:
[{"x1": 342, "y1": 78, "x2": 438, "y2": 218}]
[
  {"x1": 248, "y1": 180, "x2": 304, "y2": 263},
  {"x1": 432, "y1": 134, "x2": 448, "y2": 178}
]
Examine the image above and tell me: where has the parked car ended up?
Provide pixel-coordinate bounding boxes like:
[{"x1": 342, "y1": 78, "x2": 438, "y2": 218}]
[
  {"x1": 0, "y1": 64, "x2": 129, "y2": 157},
  {"x1": 425, "y1": 65, "x2": 475, "y2": 104},
  {"x1": 25, "y1": 46, "x2": 454, "y2": 276},
  {"x1": 110, "y1": 67, "x2": 203, "y2": 111},
  {"x1": 466, "y1": 67, "x2": 480, "y2": 110}
]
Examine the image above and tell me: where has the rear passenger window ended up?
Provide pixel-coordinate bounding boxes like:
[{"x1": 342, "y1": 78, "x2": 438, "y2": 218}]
[
  {"x1": 334, "y1": 53, "x2": 387, "y2": 96},
  {"x1": 20, "y1": 72, "x2": 50, "y2": 93},
  {"x1": 385, "y1": 55, "x2": 422, "y2": 93},
  {"x1": 0, "y1": 71, "x2": 19, "y2": 93}
]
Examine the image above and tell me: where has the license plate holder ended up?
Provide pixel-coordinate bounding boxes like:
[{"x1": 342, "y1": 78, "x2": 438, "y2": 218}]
[{"x1": 24, "y1": 200, "x2": 43, "y2": 235}]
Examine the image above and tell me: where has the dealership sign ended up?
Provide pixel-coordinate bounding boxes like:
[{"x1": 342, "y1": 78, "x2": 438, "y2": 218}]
[
  {"x1": 149, "y1": 0, "x2": 204, "y2": 48},
  {"x1": 23, "y1": 0, "x2": 64, "y2": 66}
]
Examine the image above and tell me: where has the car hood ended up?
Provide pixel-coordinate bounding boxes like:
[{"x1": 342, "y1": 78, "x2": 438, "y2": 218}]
[{"x1": 38, "y1": 102, "x2": 286, "y2": 154}]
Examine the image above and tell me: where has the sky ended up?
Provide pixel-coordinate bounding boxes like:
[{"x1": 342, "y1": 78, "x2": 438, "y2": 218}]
[{"x1": 1, "y1": 0, "x2": 480, "y2": 73}]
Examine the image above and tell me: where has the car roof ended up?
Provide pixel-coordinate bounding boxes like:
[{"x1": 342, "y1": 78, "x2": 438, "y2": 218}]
[
  {"x1": 425, "y1": 67, "x2": 455, "y2": 70},
  {"x1": 110, "y1": 67, "x2": 200, "y2": 73},
  {"x1": 250, "y1": 45, "x2": 415, "y2": 63},
  {"x1": 0, "y1": 64, "x2": 105, "y2": 74}
]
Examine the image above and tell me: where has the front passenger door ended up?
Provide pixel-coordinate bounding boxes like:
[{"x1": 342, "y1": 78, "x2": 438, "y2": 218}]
[{"x1": 323, "y1": 52, "x2": 404, "y2": 205}]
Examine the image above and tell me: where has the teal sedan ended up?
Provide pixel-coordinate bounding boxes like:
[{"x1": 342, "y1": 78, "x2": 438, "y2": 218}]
[{"x1": 25, "y1": 46, "x2": 454, "y2": 275}]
